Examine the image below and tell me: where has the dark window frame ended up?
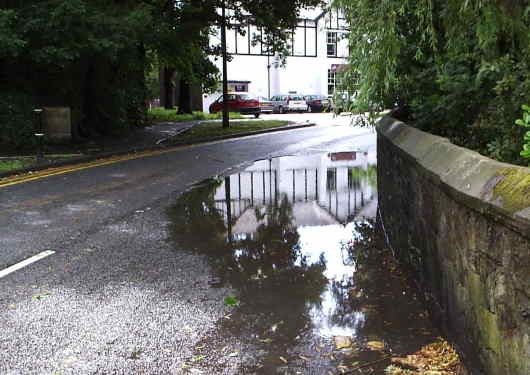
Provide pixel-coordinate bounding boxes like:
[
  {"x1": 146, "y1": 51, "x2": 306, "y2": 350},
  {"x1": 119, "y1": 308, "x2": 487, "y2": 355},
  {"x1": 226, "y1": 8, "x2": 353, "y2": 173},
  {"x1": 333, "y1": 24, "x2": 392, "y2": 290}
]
[
  {"x1": 328, "y1": 69, "x2": 336, "y2": 95},
  {"x1": 327, "y1": 31, "x2": 338, "y2": 57},
  {"x1": 227, "y1": 18, "x2": 318, "y2": 58}
]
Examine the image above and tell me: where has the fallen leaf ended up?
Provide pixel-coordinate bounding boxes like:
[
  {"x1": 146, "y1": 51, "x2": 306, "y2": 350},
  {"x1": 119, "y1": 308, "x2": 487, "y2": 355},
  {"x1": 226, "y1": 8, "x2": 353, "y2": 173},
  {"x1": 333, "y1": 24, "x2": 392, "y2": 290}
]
[
  {"x1": 366, "y1": 341, "x2": 385, "y2": 351},
  {"x1": 224, "y1": 296, "x2": 239, "y2": 306}
]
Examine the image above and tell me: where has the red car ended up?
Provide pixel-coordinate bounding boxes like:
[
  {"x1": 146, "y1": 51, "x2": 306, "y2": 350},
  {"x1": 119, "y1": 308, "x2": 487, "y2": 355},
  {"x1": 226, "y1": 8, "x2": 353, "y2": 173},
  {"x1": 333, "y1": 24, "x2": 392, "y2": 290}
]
[{"x1": 209, "y1": 93, "x2": 261, "y2": 118}]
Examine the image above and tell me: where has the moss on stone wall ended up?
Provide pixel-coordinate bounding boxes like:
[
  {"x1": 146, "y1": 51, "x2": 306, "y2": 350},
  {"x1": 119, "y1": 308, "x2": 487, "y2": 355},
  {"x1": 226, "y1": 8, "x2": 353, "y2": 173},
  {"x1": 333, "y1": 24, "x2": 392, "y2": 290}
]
[{"x1": 492, "y1": 168, "x2": 530, "y2": 214}]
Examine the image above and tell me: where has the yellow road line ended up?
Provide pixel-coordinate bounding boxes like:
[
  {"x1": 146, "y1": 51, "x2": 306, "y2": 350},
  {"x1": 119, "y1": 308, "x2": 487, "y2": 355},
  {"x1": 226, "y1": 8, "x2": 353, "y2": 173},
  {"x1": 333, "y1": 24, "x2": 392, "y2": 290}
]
[
  {"x1": 0, "y1": 144, "x2": 195, "y2": 189},
  {"x1": 0, "y1": 125, "x2": 309, "y2": 189}
]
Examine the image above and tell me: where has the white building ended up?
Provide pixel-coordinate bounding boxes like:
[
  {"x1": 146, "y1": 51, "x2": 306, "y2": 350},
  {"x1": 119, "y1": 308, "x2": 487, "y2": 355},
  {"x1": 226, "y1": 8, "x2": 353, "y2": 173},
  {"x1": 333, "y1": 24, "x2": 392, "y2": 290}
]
[{"x1": 203, "y1": 5, "x2": 350, "y2": 112}]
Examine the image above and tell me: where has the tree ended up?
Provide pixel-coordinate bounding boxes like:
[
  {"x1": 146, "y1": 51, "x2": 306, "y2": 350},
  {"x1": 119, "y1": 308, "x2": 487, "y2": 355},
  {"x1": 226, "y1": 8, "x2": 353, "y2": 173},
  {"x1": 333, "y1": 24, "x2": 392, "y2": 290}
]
[
  {"x1": 335, "y1": 0, "x2": 530, "y2": 165},
  {"x1": 217, "y1": 0, "x2": 325, "y2": 127}
]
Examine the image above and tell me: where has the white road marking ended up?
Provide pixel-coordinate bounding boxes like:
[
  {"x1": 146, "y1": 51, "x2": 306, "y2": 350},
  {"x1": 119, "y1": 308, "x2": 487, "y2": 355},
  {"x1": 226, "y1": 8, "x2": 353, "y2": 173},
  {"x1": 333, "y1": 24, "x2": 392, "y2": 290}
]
[{"x1": 0, "y1": 250, "x2": 55, "y2": 279}]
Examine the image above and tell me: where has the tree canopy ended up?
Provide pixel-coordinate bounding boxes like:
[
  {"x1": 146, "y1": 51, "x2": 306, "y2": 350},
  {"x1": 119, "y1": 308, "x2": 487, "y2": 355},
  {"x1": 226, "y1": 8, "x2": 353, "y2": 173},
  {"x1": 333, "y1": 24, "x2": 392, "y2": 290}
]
[{"x1": 335, "y1": 0, "x2": 530, "y2": 165}]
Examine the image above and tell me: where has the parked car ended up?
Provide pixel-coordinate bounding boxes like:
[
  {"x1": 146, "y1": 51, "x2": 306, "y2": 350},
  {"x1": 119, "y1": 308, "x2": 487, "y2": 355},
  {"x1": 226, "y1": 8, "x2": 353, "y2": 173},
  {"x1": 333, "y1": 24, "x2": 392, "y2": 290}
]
[
  {"x1": 209, "y1": 92, "x2": 261, "y2": 117},
  {"x1": 304, "y1": 95, "x2": 330, "y2": 112},
  {"x1": 270, "y1": 94, "x2": 308, "y2": 113},
  {"x1": 258, "y1": 96, "x2": 273, "y2": 113}
]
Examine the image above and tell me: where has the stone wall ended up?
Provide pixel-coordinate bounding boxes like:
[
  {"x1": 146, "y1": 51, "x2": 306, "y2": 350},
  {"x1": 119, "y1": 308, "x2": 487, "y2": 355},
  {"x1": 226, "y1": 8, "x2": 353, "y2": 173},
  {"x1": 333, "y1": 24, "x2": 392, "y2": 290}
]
[{"x1": 377, "y1": 116, "x2": 530, "y2": 375}]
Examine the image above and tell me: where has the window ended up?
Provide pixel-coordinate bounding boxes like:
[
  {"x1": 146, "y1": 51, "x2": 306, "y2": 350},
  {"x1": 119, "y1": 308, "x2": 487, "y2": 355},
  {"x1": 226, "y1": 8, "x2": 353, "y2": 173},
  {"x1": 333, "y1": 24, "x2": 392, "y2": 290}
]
[
  {"x1": 327, "y1": 32, "x2": 337, "y2": 57},
  {"x1": 216, "y1": 94, "x2": 237, "y2": 103},
  {"x1": 326, "y1": 9, "x2": 349, "y2": 31},
  {"x1": 328, "y1": 69, "x2": 336, "y2": 95},
  {"x1": 234, "y1": 84, "x2": 246, "y2": 92}
]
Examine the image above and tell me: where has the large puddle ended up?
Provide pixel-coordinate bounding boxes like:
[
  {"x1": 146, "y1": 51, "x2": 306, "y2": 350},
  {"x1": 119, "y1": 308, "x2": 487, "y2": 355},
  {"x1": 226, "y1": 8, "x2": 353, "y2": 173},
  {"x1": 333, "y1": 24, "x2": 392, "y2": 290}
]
[{"x1": 167, "y1": 151, "x2": 440, "y2": 374}]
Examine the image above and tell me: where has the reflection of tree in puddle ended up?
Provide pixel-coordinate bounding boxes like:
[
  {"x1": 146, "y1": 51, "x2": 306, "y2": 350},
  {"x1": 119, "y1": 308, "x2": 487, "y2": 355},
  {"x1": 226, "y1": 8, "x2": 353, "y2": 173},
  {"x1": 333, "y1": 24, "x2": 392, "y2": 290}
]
[{"x1": 167, "y1": 179, "x2": 329, "y2": 372}]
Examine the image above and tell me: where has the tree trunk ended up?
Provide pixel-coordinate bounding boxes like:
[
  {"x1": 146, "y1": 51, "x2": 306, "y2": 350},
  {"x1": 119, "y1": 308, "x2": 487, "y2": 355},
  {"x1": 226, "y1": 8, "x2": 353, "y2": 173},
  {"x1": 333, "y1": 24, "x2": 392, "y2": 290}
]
[
  {"x1": 177, "y1": 78, "x2": 193, "y2": 114},
  {"x1": 82, "y1": 62, "x2": 96, "y2": 137},
  {"x1": 163, "y1": 67, "x2": 175, "y2": 109}
]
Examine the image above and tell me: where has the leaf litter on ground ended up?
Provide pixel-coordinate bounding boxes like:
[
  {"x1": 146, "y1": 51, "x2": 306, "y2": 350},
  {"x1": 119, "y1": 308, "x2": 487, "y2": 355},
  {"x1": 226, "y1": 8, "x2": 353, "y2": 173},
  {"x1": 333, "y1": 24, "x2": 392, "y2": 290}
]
[{"x1": 385, "y1": 338, "x2": 465, "y2": 374}]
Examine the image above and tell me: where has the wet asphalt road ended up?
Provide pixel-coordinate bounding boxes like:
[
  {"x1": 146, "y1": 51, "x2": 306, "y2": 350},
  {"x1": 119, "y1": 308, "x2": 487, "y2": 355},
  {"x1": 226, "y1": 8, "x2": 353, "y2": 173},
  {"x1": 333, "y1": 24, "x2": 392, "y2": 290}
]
[{"x1": 0, "y1": 114, "x2": 376, "y2": 374}]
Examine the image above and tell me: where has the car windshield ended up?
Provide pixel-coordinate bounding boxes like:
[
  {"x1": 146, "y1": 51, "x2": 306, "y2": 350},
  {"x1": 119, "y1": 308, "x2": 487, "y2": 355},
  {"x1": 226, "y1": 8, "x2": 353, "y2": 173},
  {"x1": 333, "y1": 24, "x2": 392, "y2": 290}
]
[
  {"x1": 290, "y1": 96, "x2": 304, "y2": 100},
  {"x1": 216, "y1": 94, "x2": 236, "y2": 102}
]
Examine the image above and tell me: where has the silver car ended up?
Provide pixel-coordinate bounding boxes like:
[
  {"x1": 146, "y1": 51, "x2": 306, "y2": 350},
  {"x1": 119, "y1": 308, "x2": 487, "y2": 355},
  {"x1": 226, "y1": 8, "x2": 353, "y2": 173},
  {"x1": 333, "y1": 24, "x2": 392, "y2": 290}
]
[
  {"x1": 258, "y1": 96, "x2": 274, "y2": 113},
  {"x1": 270, "y1": 94, "x2": 308, "y2": 113}
]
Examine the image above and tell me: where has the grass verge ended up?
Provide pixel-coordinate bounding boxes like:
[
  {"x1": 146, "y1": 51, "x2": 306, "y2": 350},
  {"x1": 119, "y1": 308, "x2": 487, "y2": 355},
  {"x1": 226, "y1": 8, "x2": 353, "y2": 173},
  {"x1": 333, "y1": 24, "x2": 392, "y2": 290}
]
[
  {"x1": 0, "y1": 158, "x2": 33, "y2": 172},
  {"x1": 171, "y1": 120, "x2": 291, "y2": 143},
  {"x1": 0, "y1": 155, "x2": 82, "y2": 173},
  {"x1": 148, "y1": 108, "x2": 244, "y2": 123}
]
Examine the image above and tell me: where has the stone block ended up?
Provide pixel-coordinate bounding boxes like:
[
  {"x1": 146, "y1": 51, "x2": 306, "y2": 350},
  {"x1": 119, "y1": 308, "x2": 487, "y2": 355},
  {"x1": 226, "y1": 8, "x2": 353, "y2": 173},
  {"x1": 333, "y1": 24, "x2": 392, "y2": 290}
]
[{"x1": 43, "y1": 107, "x2": 71, "y2": 141}]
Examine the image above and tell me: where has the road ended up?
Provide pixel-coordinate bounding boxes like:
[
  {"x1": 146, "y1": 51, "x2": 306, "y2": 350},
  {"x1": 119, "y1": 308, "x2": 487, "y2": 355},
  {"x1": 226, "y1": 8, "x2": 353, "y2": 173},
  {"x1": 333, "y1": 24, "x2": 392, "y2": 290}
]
[{"x1": 0, "y1": 113, "x2": 376, "y2": 374}]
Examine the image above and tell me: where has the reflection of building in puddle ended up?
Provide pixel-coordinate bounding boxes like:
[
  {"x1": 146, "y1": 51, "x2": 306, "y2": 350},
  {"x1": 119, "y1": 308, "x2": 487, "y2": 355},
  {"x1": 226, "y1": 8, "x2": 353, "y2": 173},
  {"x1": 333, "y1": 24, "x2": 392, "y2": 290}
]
[
  {"x1": 167, "y1": 151, "x2": 380, "y2": 345},
  {"x1": 210, "y1": 151, "x2": 377, "y2": 338},
  {"x1": 214, "y1": 151, "x2": 377, "y2": 234}
]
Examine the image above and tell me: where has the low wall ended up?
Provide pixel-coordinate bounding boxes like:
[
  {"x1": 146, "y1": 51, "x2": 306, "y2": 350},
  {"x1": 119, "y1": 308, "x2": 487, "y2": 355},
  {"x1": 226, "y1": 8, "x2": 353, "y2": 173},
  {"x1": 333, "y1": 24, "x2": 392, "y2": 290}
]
[{"x1": 377, "y1": 116, "x2": 530, "y2": 375}]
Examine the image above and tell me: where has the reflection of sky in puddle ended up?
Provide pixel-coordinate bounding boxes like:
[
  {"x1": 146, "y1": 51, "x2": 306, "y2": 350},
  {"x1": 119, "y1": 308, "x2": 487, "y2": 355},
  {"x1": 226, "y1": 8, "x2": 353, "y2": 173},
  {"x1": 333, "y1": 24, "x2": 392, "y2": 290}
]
[
  {"x1": 298, "y1": 223, "x2": 366, "y2": 338},
  {"x1": 230, "y1": 221, "x2": 367, "y2": 338}
]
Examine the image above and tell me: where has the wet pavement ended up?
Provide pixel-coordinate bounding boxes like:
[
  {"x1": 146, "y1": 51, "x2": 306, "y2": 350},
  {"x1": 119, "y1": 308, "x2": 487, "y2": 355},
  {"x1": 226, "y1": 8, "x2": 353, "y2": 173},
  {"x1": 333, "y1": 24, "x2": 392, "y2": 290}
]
[
  {"x1": 0, "y1": 120, "x2": 445, "y2": 374},
  {"x1": 167, "y1": 151, "x2": 440, "y2": 374}
]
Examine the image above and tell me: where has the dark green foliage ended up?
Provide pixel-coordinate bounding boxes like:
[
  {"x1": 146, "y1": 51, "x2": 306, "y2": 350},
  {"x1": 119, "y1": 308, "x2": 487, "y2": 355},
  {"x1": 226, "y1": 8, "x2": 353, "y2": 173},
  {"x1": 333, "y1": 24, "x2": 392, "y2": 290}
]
[
  {"x1": 335, "y1": 0, "x2": 530, "y2": 165},
  {"x1": 0, "y1": 92, "x2": 37, "y2": 150},
  {"x1": 516, "y1": 105, "x2": 530, "y2": 165},
  {"x1": 1, "y1": 0, "x2": 152, "y2": 147}
]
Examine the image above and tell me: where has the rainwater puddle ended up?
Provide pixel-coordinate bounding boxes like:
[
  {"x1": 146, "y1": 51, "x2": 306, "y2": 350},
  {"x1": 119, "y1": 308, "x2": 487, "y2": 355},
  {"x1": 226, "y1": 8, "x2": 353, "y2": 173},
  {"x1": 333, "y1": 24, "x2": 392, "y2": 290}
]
[{"x1": 168, "y1": 151, "x2": 440, "y2": 374}]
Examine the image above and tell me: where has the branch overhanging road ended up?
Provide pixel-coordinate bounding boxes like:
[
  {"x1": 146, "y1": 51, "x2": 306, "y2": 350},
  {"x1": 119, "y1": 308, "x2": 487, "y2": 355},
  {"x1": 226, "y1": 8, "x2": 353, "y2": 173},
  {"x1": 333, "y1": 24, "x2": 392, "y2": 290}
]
[{"x1": 0, "y1": 114, "x2": 376, "y2": 374}]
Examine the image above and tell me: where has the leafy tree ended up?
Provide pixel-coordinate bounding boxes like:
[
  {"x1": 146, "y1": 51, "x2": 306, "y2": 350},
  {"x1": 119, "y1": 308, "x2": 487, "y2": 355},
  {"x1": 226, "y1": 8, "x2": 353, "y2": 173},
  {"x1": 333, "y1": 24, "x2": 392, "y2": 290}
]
[{"x1": 335, "y1": 0, "x2": 530, "y2": 165}]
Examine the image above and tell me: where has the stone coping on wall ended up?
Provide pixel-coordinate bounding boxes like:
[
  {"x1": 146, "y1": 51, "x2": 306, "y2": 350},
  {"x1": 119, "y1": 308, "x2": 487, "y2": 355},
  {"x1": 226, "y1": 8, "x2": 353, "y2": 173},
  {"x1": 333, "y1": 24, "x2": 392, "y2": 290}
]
[{"x1": 377, "y1": 116, "x2": 530, "y2": 238}]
